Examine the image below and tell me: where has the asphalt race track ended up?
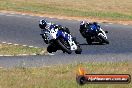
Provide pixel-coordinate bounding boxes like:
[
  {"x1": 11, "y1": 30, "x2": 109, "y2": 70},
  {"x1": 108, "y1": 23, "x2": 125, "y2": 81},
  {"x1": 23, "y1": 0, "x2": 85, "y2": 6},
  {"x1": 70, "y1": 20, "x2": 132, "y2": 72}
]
[{"x1": 0, "y1": 13, "x2": 132, "y2": 68}]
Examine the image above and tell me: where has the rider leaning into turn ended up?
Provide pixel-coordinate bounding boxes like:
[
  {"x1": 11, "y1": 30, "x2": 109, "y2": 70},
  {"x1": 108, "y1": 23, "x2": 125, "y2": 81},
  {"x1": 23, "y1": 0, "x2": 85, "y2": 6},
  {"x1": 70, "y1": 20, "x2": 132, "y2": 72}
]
[
  {"x1": 39, "y1": 19, "x2": 80, "y2": 53},
  {"x1": 39, "y1": 19, "x2": 70, "y2": 34},
  {"x1": 79, "y1": 21, "x2": 101, "y2": 38},
  {"x1": 39, "y1": 19, "x2": 71, "y2": 44},
  {"x1": 39, "y1": 20, "x2": 80, "y2": 53}
]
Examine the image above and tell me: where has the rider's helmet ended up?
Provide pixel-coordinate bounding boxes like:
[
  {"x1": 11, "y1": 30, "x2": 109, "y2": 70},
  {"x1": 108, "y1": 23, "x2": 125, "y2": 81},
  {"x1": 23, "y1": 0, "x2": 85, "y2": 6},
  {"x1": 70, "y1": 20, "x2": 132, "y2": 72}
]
[
  {"x1": 93, "y1": 22, "x2": 100, "y2": 27},
  {"x1": 93, "y1": 22, "x2": 98, "y2": 25},
  {"x1": 80, "y1": 21, "x2": 86, "y2": 30},
  {"x1": 80, "y1": 21, "x2": 85, "y2": 25},
  {"x1": 93, "y1": 22, "x2": 100, "y2": 29},
  {"x1": 39, "y1": 19, "x2": 47, "y2": 29}
]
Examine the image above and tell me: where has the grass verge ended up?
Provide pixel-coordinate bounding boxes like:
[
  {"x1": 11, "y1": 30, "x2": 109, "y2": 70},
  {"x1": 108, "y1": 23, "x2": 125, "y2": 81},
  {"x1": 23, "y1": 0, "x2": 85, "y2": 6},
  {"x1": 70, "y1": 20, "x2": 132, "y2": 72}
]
[
  {"x1": 0, "y1": 43, "x2": 46, "y2": 55},
  {"x1": 0, "y1": 61, "x2": 131, "y2": 88},
  {"x1": 0, "y1": 0, "x2": 132, "y2": 21}
]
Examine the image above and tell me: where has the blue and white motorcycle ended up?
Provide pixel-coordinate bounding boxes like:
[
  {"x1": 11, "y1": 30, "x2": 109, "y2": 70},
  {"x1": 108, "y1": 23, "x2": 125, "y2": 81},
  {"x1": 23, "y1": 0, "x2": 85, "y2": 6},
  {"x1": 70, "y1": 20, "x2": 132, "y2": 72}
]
[
  {"x1": 80, "y1": 23, "x2": 109, "y2": 45},
  {"x1": 40, "y1": 25, "x2": 82, "y2": 54}
]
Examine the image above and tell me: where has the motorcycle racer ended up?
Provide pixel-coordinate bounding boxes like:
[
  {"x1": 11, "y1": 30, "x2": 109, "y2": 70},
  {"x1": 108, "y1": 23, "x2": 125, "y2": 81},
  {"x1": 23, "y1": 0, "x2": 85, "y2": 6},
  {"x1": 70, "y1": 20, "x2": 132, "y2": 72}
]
[
  {"x1": 80, "y1": 21, "x2": 101, "y2": 38},
  {"x1": 39, "y1": 19, "x2": 82, "y2": 54},
  {"x1": 79, "y1": 21, "x2": 109, "y2": 45},
  {"x1": 39, "y1": 20, "x2": 71, "y2": 43}
]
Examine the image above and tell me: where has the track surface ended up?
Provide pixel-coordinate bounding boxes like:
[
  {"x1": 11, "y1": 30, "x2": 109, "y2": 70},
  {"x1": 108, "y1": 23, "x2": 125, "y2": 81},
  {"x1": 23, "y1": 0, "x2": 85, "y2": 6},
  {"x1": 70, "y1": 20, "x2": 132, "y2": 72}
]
[{"x1": 0, "y1": 13, "x2": 132, "y2": 68}]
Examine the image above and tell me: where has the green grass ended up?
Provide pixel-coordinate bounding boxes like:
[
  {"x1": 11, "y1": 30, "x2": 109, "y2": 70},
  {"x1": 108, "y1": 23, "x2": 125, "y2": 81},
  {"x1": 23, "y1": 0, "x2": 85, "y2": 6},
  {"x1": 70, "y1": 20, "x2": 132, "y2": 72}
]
[
  {"x1": 0, "y1": 0, "x2": 132, "y2": 20},
  {"x1": 0, "y1": 61, "x2": 131, "y2": 88},
  {"x1": 0, "y1": 44, "x2": 46, "y2": 55}
]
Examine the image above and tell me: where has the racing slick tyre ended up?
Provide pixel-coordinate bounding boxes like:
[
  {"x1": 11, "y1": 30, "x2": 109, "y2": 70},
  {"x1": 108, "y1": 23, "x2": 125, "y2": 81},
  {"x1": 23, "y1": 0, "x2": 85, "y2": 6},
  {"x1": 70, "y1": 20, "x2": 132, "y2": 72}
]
[
  {"x1": 72, "y1": 37, "x2": 82, "y2": 54},
  {"x1": 47, "y1": 45, "x2": 53, "y2": 53},
  {"x1": 56, "y1": 38, "x2": 72, "y2": 54},
  {"x1": 98, "y1": 35, "x2": 109, "y2": 44},
  {"x1": 75, "y1": 45, "x2": 82, "y2": 54},
  {"x1": 47, "y1": 45, "x2": 57, "y2": 53},
  {"x1": 86, "y1": 38, "x2": 92, "y2": 45}
]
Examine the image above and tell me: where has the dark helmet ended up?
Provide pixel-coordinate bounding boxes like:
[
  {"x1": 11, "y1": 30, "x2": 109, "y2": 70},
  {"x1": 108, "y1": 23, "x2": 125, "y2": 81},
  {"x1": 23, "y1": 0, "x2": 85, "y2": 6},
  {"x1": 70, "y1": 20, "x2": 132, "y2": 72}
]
[
  {"x1": 93, "y1": 22, "x2": 100, "y2": 29},
  {"x1": 93, "y1": 22, "x2": 99, "y2": 26},
  {"x1": 39, "y1": 19, "x2": 47, "y2": 29}
]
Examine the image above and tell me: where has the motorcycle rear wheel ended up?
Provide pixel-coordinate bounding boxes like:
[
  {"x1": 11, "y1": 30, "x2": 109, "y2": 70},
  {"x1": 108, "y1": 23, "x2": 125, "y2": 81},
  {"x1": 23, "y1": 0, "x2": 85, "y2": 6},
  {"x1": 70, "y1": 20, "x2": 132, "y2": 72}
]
[
  {"x1": 75, "y1": 46, "x2": 82, "y2": 54},
  {"x1": 86, "y1": 37, "x2": 92, "y2": 45},
  {"x1": 47, "y1": 44, "x2": 57, "y2": 53}
]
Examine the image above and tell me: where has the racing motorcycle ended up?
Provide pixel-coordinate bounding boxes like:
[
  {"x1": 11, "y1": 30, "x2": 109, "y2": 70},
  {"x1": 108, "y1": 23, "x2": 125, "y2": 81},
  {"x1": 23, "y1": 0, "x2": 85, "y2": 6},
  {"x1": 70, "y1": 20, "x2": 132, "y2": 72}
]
[
  {"x1": 40, "y1": 26, "x2": 82, "y2": 54},
  {"x1": 80, "y1": 27, "x2": 109, "y2": 45}
]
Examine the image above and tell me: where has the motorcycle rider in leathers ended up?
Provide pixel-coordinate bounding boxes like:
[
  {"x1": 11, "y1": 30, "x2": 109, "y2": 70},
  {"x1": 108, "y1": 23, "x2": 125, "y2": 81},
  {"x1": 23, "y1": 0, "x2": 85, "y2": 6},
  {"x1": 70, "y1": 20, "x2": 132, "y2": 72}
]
[
  {"x1": 80, "y1": 21, "x2": 101, "y2": 38},
  {"x1": 39, "y1": 19, "x2": 80, "y2": 53}
]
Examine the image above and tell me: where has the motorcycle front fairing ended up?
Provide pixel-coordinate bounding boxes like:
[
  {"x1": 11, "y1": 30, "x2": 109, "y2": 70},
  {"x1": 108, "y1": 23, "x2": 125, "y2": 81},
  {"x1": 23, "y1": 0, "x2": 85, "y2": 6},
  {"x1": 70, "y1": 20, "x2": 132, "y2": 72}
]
[
  {"x1": 42, "y1": 26, "x2": 78, "y2": 51},
  {"x1": 40, "y1": 29, "x2": 50, "y2": 44},
  {"x1": 98, "y1": 28, "x2": 108, "y2": 39},
  {"x1": 56, "y1": 30, "x2": 78, "y2": 51}
]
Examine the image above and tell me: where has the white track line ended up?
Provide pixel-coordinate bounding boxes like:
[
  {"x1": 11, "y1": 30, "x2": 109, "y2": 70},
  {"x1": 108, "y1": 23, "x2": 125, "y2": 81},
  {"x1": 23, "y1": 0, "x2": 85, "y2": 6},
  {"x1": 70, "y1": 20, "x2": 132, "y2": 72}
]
[
  {"x1": 105, "y1": 25, "x2": 109, "y2": 26},
  {"x1": 7, "y1": 43, "x2": 12, "y2": 45},
  {"x1": 123, "y1": 24, "x2": 128, "y2": 26},
  {"x1": 22, "y1": 14, "x2": 26, "y2": 15},
  {"x1": 108, "y1": 23, "x2": 113, "y2": 24},
  {"x1": 0, "y1": 41, "x2": 41, "y2": 56},
  {"x1": 34, "y1": 47, "x2": 39, "y2": 48},
  {"x1": 0, "y1": 67, "x2": 3, "y2": 68},
  {"x1": 4, "y1": 55, "x2": 14, "y2": 56},
  {"x1": 31, "y1": 53, "x2": 37, "y2": 55},
  {"x1": 0, "y1": 55, "x2": 14, "y2": 57},
  {"x1": 18, "y1": 54, "x2": 28, "y2": 56},
  {"x1": 14, "y1": 44, "x2": 19, "y2": 46},
  {"x1": 10, "y1": 13, "x2": 15, "y2": 15},
  {"x1": 2, "y1": 42, "x2": 6, "y2": 44},
  {"x1": 29, "y1": 46, "x2": 34, "y2": 48},
  {"x1": 98, "y1": 22, "x2": 102, "y2": 24},
  {"x1": 48, "y1": 53, "x2": 55, "y2": 56},
  {"x1": 22, "y1": 45, "x2": 27, "y2": 47},
  {"x1": 39, "y1": 16, "x2": 44, "y2": 18}
]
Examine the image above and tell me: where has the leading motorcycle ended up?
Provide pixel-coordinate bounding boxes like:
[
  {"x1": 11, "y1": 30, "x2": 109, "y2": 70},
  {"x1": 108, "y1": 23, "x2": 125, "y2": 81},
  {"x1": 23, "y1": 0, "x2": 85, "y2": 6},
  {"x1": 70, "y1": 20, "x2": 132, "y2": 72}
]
[{"x1": 40, "y1": 26, "x2": 82, "y2": 54}]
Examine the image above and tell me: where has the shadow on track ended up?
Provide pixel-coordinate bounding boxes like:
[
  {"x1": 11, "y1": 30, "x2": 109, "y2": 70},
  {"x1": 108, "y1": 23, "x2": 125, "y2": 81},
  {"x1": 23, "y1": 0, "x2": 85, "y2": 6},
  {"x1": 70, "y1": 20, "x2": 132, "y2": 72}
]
[{"x1": 80, "y1": 42, "x2": 105, "y2": 46}]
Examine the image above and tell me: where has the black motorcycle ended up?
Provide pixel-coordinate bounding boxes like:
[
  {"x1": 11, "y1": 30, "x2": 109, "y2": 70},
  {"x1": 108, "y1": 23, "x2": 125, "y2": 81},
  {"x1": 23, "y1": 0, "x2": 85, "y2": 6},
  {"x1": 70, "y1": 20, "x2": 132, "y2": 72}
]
[{"x1": 80, "y1": 27, "x2": 109, "y2": 45}]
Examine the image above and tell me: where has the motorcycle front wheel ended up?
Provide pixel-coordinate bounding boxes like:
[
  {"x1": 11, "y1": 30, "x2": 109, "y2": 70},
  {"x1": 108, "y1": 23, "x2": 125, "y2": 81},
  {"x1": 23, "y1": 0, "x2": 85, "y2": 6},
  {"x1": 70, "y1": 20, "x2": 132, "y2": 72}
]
[
  {"x1": 56, "y1": 38, "x2": 72, "y2": 54},
  {"x1": 98, "y1": 35, "x2": 109, "y2": 44}
]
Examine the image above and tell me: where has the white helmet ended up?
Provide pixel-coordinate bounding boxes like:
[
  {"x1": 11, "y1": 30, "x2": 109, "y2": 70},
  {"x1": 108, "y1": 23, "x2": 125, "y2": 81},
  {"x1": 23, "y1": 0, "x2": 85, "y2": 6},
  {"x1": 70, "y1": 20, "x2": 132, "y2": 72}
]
[
  {"x1": 80, "y1": 21, "x2": 85, "y2": 26},
  {"x1": 39, "y1": 19, "x2": 47, "y2": 29}
]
